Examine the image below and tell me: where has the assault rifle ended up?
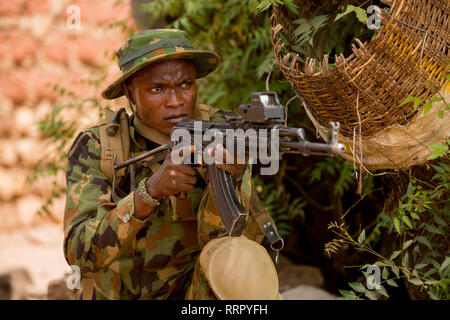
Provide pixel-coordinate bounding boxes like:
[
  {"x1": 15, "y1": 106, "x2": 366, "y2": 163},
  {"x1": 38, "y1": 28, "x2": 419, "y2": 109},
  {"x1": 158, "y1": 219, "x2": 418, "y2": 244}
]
[{"x1": 113, "y1": 92, "x2": 345, "y2": 238}]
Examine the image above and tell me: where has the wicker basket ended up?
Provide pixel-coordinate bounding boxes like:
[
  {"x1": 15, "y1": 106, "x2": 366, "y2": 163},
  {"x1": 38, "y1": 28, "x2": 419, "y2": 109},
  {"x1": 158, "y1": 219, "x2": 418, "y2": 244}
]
[{"x1": 271, "y1": 0, "x2": 449, "y2": 170}]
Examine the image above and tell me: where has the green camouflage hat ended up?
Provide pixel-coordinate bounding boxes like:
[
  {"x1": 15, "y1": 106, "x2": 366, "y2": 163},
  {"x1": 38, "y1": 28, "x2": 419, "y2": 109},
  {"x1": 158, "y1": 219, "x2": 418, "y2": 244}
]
[{"x1": 102, "y1": 29, "x2": 221, "y2": 99}]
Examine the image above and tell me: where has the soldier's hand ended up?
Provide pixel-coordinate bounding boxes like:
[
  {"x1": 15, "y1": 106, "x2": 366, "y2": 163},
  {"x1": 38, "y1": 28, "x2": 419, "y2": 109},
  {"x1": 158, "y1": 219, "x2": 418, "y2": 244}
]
[
  {"x1": 208, "y1": 144, "x2": 247, "y2": 176},
  {"x1": 146, "y1": 145, "x2": 197, "y2": 200}
]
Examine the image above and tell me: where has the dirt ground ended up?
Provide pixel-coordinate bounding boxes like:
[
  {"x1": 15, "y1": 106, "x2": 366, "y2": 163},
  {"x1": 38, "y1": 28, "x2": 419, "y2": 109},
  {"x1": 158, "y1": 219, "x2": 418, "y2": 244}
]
[
  {"x1": 0, "y1": 221, "x2": 336, "y2": 300},
  {"x1": 0, "y1": 222, "x2": 69, "y2": 298}
]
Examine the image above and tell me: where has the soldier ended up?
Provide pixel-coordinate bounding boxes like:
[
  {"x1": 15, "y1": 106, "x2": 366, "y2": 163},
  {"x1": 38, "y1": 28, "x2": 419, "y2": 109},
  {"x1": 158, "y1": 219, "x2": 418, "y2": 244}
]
[{"x1": 63, "y1": 29, "x2": 280, "y2": 300}]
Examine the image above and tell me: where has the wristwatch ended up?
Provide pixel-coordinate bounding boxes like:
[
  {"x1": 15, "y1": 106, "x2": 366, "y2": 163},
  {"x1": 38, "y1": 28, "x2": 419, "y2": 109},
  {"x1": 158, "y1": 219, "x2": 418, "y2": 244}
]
[{"x1": 137, "y1": 178, "x2": 160, "y2": 207}]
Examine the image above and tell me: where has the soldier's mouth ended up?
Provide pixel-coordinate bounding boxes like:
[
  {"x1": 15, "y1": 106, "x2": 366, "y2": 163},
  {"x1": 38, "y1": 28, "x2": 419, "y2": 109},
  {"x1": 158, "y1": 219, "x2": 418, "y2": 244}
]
[{"x1": 164, "y1": 113, "x2": 188, "y2": 123}]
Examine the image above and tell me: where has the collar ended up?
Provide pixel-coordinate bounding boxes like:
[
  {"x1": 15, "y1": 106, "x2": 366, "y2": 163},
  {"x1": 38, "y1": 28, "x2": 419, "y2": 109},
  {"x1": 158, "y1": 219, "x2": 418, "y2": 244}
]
[{"x1": 133, "y1": 116, "x2": 171, "y2": 146}]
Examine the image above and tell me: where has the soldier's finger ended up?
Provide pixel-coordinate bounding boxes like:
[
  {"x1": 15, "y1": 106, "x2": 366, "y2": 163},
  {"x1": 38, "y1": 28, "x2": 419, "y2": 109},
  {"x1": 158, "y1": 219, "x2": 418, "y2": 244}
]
[
  {"x1": 175, "y1": 164, "x2": 198, "y2": 176},
  {"x1": 175, "y1": 192, "x2": 187, "y2": 200},
  {"x1": 173, "y1": 182, "x2": 195, "y2": 193},
  {"x1": 174, "y1": 172, "x2": 197, "y2": 185},
  {"x1": 171, "y1": 145, "x2": 195, "y2": 164}
]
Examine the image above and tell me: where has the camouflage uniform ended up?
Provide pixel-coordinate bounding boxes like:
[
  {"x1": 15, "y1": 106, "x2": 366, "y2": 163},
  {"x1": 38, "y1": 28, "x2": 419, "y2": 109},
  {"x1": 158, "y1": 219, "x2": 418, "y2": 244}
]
[
  {"x1": 63, "y1": 29, "x2": 263, "y2": 300},
  {"x1": 63, "y1": 107, "x2": 255, "y2": 300}
]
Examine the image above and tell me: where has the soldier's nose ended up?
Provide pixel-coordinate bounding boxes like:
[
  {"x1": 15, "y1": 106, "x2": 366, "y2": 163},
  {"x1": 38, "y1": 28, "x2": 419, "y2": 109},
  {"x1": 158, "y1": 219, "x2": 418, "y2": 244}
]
[{"x1": 166, "y1": 89, "x2": 183, "y2": 109}]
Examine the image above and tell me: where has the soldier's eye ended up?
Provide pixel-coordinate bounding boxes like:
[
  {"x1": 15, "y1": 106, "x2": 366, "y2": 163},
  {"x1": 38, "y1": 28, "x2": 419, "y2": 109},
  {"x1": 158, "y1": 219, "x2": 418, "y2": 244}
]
[
  {"x1": 179, "y1": 81, "x2": 192, "y2": 89},
  {"x1": 149, "y1": 87, "x2": 162, "y2": 93}
]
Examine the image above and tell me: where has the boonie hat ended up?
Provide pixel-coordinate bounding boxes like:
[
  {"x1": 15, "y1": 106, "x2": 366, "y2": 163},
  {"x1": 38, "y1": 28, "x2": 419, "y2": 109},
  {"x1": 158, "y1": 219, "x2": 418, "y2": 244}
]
[
  {"x1": 102, "y1": 29, "x2": 220, "y2": 100},
  {"x1": 199, "y1": 236, "x2": 282, "y2": 300}
]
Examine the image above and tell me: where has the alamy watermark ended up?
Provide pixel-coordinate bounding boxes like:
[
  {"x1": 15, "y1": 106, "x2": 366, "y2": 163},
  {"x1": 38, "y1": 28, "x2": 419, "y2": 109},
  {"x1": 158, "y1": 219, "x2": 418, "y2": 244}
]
[
  {"x1": 170, "y1": 122, "x2": 280, "y2": 175},
  {"x1": 66, "y1": 5, "x2": 81, "y2": 30},
  {"x1": 367, "y1": 5, "x2": 382, "y2": 30},
  {"x1": 366, "y1": 265, "x2": 381, "y2": 290},
  {"x1": 66, "y1": 265, "x2": 81, "y2": 290}
]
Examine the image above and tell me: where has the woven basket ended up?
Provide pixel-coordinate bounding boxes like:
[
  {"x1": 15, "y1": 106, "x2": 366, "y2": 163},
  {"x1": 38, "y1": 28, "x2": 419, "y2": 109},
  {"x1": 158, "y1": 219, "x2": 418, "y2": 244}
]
[{"x1": 271, "y1": 0, "x2": 449, "y2": 170}]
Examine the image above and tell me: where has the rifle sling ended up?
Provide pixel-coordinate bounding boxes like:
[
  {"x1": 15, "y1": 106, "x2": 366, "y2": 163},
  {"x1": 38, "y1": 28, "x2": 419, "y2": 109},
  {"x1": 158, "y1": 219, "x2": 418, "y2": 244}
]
[{"x1": 249, "y1": 184, "x2": 283, "y2": 249}]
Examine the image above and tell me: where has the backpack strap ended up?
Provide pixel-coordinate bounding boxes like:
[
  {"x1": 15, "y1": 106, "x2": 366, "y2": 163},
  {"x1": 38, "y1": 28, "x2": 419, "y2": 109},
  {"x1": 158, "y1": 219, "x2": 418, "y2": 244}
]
[
  {"x1": 81, "y1": 277, "x2": 95, "y2": 300},
  {"x1": 99, "y1": 108, "x2": 130, "y2": 184}
]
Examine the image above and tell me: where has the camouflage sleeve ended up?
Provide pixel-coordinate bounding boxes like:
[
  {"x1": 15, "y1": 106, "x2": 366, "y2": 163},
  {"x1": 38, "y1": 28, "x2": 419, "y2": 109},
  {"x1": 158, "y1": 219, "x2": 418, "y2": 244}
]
[{"x1": 63, "y1": 128, "x2": 150, "y2": 277}]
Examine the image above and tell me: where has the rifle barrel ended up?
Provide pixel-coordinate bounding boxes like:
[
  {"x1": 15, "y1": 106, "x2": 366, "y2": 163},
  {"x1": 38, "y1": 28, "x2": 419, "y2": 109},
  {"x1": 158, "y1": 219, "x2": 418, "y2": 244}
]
[
  {"x1": 114, "y1": 143, "x2": 170, "y2": 170},
  {"x1": 281, "y1": 140, "x2": 345, "y2": 155}
]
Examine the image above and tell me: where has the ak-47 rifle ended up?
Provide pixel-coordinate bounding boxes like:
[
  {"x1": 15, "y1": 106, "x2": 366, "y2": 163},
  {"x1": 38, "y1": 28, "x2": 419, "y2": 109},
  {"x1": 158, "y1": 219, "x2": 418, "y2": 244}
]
[{"x1": 113, "y1": 92, "x2": 345, "y2": 238}]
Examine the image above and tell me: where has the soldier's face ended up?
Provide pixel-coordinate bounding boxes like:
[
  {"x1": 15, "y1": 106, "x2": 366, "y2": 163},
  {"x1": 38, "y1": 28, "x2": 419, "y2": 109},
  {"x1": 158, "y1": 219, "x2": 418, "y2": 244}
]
[{"x1": 127, "y1": 59, "x2": 197, "y2": 136}]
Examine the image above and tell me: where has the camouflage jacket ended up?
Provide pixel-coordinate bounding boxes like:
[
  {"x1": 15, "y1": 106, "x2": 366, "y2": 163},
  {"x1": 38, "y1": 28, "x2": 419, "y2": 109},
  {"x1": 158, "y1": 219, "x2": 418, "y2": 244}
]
[{"x1": 63, "y1": 107, "x2": 256, "y2": 300}]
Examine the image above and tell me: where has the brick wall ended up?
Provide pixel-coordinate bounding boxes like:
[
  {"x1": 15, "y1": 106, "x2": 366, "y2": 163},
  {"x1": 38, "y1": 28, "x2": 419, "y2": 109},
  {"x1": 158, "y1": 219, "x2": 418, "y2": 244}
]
[{"x1": 0, "y1": 0, "x2": 135, "y2": 230}]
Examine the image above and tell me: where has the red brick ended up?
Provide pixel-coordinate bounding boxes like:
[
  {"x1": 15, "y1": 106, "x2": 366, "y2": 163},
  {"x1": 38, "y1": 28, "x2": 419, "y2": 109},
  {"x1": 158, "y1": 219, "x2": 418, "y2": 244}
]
[
  {"x1": 43, "y1": 33, "x2": 69, "y2": 65},
  {"x1": 0, "y1": 72, "x2": 28, "y2": 105},
  {"x1": 64, "y1": 74, "x2": 92, "y2": 99},
  {"x1": 26, "y1": 0, "x2": 50, "y2": 15},
  {"x1": 11, "y1": 31, "x2": 38, "y2": 64},
  {"x1": 103, "y1": 32, "x2": 126, "y2": 59},
  {"x1": 0, "y1": 0, "x2": 25, "y2": 16},
  {"x1": 64, "y1": 0, "x2": 131, "y2": 26},
  {"x1": 0, "y1": 34, "x2": 5, "y2": 60},
  {"x1": 76, "y1": 35, "x2": 103, "y2": 67},
  {"x1": 33, "y1": 72, "x2": 62, "y2": 103}
]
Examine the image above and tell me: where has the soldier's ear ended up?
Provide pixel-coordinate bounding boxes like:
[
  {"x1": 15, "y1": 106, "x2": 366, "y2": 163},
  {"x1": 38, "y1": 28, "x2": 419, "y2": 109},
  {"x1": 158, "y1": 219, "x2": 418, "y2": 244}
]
[{"x1": 124, "y1": 81, "x2": 136, "y2": 106}]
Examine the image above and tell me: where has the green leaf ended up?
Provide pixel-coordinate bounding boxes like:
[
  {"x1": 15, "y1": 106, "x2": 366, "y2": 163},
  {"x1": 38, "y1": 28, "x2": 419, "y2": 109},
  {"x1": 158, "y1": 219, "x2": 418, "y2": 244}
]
[
  {"x1": 349, "y1": 282, "x2": 366, "y2": 293},
  {"x1": 335, "y1": 5, "x2": 368, "y2": 23},
  {"x1": 390, "y1": 250, "x2": 401, "y2": 260},
  {"x1": 357, "y1": 230, "x2": 366, "y2": 244},
  {"x1": 414, "y1": 263, "x2": 428, "y2": 270},
  {"x1": 406, "y1": 182, "x2": 414, "y2": 198},
  {"x1": 387, "y1": 279, "x2": 398, "y2": 287},
  {"x1": 282, "y1": 0, "x2": 299, "y2": 15},
  {"x1": 405, "y1": 200, "x2": 413, "y2": 211},
  {"x1": 393, "y1": 217, "x2": 402, "y2": 234},
  {"x1": 434, "y1": 216, "x2": 447, "y2": 227},
  {"x1": 376, "y1": 285, "x2": 389, "y2": 297},
  {"x1": 423, "y1": 102, "x2": 432, "y2": 115},
  {"x1": 400, "y1": 96, "x2": 415, "y2": 107},
  {"x1": 364, "y1": 290, "x2": 378, "y2": 300},
  {"x1": 427, "y1": 144, "x2": 449, "y2": 160},
  {"x1": 429, "y1": 97, "x2": 443, "y2": 103},
  {"x1": 425, "y1": 224, "x2": 445, "y2": 235},
  {"x1": 407, "y1": 278, "x2": 423, "y2": 286},
  {"x1": 424, "y1": 279, "x2": 440, "y2": 285},
  {"x1": 424, "y1": 268, "x2": 437, "y2": 277},
  {"x1": 402, "y1": 252, "x2": 410, "y2": 267},
  {"x1": 413, "y1": 244, "x2": 420, "y2": 257},
  {"x1": 403, "y1": 239, "x2": 414, "y2": 250},
  {"x1": 439, "y1": 256, "x2": 450, "y2": 273},
  {"x1": 401, "y1": 216, "x2": 413, "y2": 229},
  {"x1": 428, "y1": 288, "x2": 440, "y2": 300},
  {"x1": 391, "y1": 266, "x2": 400, "y2": 278},
  {"x1": 339, "y1": 290, "x2": 359, "y2": 300},
  {"x1": 438, "y1": 111, "x2": 444, "y2": 119},
  {"x1": 417, "y1": 236, "x2": 433, "y2": 249},
  {"x1": 410, "y1": 212, "x2": 420, "y2": 220},
  {"x1": 382, "y1": 267, "x2": 389, "y2": 280}
]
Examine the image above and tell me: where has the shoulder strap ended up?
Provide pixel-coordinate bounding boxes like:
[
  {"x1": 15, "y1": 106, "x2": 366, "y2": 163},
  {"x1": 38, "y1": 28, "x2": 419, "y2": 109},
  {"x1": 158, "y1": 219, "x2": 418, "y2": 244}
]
[{"x1": 99, "y1": 108, "x2": 130, "y2": 183}]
